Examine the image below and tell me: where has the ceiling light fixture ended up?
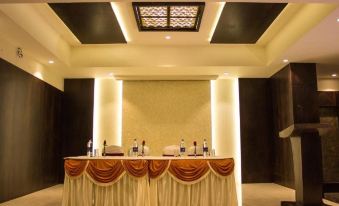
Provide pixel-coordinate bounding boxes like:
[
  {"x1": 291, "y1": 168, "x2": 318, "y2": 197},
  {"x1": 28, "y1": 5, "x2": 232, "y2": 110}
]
[
  {"x1": 133, "y1": 2, "x2": 205, "y2": 32},
  {"x1": 337, "y1": 18, "x2": 339, "y2": 22},
  {"x1": 283, "y1": 59, "x2": 289, "y2": 63},
  {"x1": 165, "y1": 35, "x2": 171, "y2": 40},
  {"x1": 109, "y1": 72, "x2": 114, "y2": 76},
  {"x1": 223, "y1": 72, "x2": 229, "y2": 75},
  {"x1": 332, "y1": 73, "x2": 337, "y2": 77},
  {"x1": 34, "y1": 71, "x2": 43, "y2": 80},
  {"x1": 48, "y1": 60, "x2": 54, "y2": 64}
]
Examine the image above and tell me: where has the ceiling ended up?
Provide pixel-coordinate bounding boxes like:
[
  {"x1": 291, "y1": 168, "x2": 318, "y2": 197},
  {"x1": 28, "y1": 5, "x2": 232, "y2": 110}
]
[{"x1": 0, "y1": 0, "x2": 339, "y2": 90}]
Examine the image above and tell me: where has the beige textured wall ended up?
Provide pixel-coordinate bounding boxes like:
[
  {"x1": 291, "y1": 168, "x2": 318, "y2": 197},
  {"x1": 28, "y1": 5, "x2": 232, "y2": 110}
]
[
  {"x1": 318, "y1": 78, "x2": 339, "y2": 91},
  {"x1": 122, "y1": 81, "x2": 211, "y2": 155}
]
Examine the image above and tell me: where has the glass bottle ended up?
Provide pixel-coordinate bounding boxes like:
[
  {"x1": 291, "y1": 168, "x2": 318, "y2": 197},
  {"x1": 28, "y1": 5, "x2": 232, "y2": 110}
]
[
  {"x1": 132, "y1": 139, "x2": 138, "y2": 157},
  {"x1": 180, "y1": 139, "x2": 185, "y2": 156},
  {"x1": 203, "y1": 138, "x2": 208, "y2": 157},
  {"x1": 87, "y1": 139, "x2": 92, "y2": 157}
]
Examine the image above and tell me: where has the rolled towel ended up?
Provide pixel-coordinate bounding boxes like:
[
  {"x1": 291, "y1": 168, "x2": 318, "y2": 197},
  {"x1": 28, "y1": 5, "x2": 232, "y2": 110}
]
[
  {"x1": 105, "y1": 145, "x2": 124, "y2": 155},
  {"x1": 162, "y1": 145, "x2": 180, "y2": 156}
]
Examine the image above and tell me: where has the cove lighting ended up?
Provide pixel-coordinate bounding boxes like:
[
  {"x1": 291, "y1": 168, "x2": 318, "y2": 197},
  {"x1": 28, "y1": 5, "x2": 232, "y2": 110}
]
[
  {"x1": 133, "y1": 2, "x2": 205, "y2": 31},
  {"x1": 111, "y1": 2, "x2": 130, "y2": 42},
  {"x1": 208, "y1": 2, "x2": 225, "y2": 42}
]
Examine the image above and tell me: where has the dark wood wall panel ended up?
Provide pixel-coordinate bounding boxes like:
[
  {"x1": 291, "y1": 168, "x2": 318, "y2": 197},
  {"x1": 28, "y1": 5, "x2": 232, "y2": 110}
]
[
  {"x1": 49, "y1": 3, "x2": 126, "y2": 44},
  {"x1": 270, "y1": 64, "x2": 295, "y2": 188},
  {"x1": 211, "y1": 3, "x2": 286, "y2": 44},
  {"x1": 290, "y1": 63, "x2": 319, "y2": 124},
  {"x1": 0, "y1": 58, "x2": 62, "y2": 203},
  {"x1": 239, "y1": 78, "x2": 274, "y2": 183},
  {"x1": 270, "y1": 63, "x2": 319, "y2": 189},
  {"x1": 318, "y1": 92, "x2": 339, "y2": 185},
  {"x1": 62, "y1": 79, "x2": 94, "y2": 158}
]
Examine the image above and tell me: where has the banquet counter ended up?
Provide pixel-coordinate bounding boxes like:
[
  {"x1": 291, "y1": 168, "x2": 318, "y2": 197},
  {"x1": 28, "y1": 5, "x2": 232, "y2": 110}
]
[{"x1": 62, "y1": 156, "x2": 238, "y2": 206}]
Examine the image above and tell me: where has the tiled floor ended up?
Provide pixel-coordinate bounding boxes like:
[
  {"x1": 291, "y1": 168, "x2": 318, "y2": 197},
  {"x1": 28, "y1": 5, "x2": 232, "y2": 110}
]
[
  {"x1": 0, "y1": 185, "x2": 62, "y2": 206},
  {"x1": 0, "y1": 183, "x2": 338, "y2": 206},
  {"x1": 242, "y1": 183, "x2": 338, "y2": 206}
]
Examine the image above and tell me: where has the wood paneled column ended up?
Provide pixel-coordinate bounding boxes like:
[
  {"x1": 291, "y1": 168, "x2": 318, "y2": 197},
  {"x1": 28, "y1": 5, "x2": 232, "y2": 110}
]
[{"x1": 271, "y1": 63, "x2": 325, "y2": 206}]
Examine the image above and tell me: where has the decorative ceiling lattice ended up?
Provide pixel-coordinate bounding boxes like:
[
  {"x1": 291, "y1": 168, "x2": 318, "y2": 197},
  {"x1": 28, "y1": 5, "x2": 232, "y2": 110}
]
[{"x1": 133, "y1": 2, "x2": 205, "y2": 32}]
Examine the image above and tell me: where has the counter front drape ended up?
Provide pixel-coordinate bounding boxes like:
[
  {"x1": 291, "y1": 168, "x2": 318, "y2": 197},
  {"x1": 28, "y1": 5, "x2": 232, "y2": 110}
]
[
  {"x1": 86, "y1": 159, "x2": 125, "y2": 184},
  {"x1": 123, "y1": 159, "x2": 148, "y2": 177},
  {"x1": 64, "y1": 159, "x2": 87, "y2": 177},
  {"x1": 168, "y1": 159, "x2": 210, "y2": 182},
  {"x1": 64, "y1": 158, "x2": 235, "y2": 184},
  {"x1": 62, "y1": 158, "x2": 236, "y2": 206}
]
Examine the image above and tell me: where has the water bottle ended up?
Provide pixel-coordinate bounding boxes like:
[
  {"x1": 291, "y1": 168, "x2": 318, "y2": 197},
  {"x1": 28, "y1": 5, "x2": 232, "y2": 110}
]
[
  {"x1": 87, "y1": 139, "x2": 92, "y2": 157},
  {"x1": 203, "y1": 139, "x2": 208, "y2": 157},
  {"x1": 132, "y1": 139, "x2": 138, "y2": 157},
  {"x1": 180, "y1": 139, "x2": 185, "y2": 156}
]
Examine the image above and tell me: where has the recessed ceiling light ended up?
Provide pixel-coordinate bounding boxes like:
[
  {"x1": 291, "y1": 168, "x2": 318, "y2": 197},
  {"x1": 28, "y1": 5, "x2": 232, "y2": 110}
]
[
  {"x1": 337, "y1": 18, "x2": 339, "y2": 22},
  {"x1": 223, "y1": 72, "x2": 229, "y2": 75},
  {"x1": 34, "y1": 71, "x2": 43, "y2": 80},
  {"x1": 165, "y1": 36, "x2": 171, "y2": 40},
  {"x1": 332, "y1": 73, "x2": 337, "y2": 77},
  {"x1": 283, "y1": 59, "x2": 289, "y2": 63},
  {"x1": 109, "y1": 72, "x2": 113, "y2": 76},
  {"x1": 48, "y1": 60, "x2": 54, "y2": 64}
]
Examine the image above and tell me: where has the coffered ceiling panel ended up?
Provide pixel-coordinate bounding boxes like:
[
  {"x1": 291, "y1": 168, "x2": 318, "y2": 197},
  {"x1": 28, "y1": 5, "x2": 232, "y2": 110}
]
[
  {"x1": 49, "y1": 3, "x2": 126, "y2": 44},
  {"x1": 211, "y1": 3, "x2": 287, "y2": 44}
]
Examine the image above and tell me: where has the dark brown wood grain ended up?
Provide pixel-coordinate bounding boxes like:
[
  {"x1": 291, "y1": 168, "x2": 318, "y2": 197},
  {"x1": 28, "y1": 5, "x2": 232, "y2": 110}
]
[
  {"x1": 49, "y1": 3, "x2": 126, "y2": 44},
  {"x1": 60, "y1": 79, "x2": 94, "y2": 181},
  {"x1": 211, "y1": 3, "x2": 287, "y2": 44},
  {"x1": 62, "y1": 79, "x2": 94, "y2": 157},
  {"x1": 318, "y1": 91, "x2": 337, "y2": 107},
  {"x1": 0, "y1": 58, "x2": 62, "y2": 203},
  {"x1": 290, "y1": 63, "x2": 319, "y2": 124},
  {"x1": 271, "y1": 63, "x2": 323, "y2": 205},
  {"x1": 270, "y1": 65, "x2": 295, "y2": 188},
  {"x1": 239, "y1": 78, "x2": 274, "y2": 183}
]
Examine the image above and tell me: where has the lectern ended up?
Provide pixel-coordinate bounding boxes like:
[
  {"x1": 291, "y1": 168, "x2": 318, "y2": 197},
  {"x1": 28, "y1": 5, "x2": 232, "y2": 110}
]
[{"x1": 279, "y1": 123, "x2": 329, "y2": 206}]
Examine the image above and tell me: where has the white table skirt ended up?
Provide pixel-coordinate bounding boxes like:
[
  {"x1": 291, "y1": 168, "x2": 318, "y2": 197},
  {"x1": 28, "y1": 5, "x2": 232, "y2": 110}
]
[{"x1": 62, "y1": 156, "x2": 237, "y2": 206}]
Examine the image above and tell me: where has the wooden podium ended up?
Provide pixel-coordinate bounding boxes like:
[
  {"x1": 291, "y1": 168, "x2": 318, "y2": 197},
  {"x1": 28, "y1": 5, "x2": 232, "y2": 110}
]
[{"x1": 279, "y1": 123, "x2": 330, "y2": 206}]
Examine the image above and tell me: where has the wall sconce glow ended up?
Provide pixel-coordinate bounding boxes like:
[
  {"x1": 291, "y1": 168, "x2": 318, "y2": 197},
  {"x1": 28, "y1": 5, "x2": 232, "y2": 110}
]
[
  {"x1": 208, "y1": 2, "x2": 226, "y2": 42},
  {"x1": 233, "y1": 78, "x2": 242, "y2": 206},
  {"x1": 117, "y1": 80, "x2": 123, "y2": 146},
  {"x1": 34, "y1": 71, "x2": 43, "y2": 80},
  {"x1": 210, "y1": 80, "x2": 216, "y2": 150},
  {"x1": 93, "y1": 79, "x2": 101, "y2": 150},
  {"x1": 48, "y1": 60, "x2": 54, "y2": 64},
  {"x1": 283, "y1": 59, "x2": 289, "y2": 63},
  {"x1": 210, "y1": 79, "x2": 242, "y2": 206},
  {"x1": 332, "y1": 73, "x2": 337, "y2": 77},
  {"x1": 111, "y1": 2, "x2": 130, "y2": 42},
  {"x1": 93, "y1": 79, "x2": 123, "y2": 150}
]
